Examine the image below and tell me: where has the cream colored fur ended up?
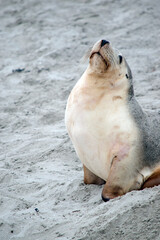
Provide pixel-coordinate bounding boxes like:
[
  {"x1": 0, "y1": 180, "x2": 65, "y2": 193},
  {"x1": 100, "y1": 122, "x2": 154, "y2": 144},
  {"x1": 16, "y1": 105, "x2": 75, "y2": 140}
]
[{"x1": 65, "y1": 40, "x2": 145, "y2": 198}]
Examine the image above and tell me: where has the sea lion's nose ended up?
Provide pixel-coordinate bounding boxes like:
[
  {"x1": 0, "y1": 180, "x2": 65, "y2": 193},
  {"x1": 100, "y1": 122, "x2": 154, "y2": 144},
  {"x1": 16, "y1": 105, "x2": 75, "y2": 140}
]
[{"x1": 101, "y1": 39, "x2": 110, "y2": 47}]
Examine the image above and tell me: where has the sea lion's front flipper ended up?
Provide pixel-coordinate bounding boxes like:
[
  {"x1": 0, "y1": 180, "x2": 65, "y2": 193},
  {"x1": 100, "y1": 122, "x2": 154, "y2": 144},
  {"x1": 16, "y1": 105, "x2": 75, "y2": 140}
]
[{"x1": 101, "y1": 156, "x2": 143, "y2": 201}]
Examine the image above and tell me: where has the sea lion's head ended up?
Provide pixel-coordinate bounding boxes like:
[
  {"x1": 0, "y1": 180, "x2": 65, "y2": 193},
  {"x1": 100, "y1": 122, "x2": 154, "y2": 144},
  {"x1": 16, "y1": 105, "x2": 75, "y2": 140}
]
[{"x1": 86, "y1": 39, "x2": 134, "y2": 97}]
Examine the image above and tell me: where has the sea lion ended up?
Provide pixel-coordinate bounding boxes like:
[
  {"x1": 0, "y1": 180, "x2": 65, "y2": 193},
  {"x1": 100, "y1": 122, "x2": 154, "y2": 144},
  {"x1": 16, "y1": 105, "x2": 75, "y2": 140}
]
[{"x1": 65, "y1": 39, "x2": 160, "y2": 201}]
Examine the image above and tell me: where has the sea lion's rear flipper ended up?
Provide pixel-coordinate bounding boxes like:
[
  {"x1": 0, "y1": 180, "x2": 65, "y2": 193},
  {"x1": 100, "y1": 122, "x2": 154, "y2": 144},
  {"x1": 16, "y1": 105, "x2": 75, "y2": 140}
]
[{"x1": 141, "y1": 165, "x2": 160, "y2": 189}]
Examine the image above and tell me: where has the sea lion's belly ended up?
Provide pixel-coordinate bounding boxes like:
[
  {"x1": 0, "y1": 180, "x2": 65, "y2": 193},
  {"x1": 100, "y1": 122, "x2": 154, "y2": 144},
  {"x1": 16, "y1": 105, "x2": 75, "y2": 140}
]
[{"x1": 66, "y1": 93, "x2": 139, "y2": 181}]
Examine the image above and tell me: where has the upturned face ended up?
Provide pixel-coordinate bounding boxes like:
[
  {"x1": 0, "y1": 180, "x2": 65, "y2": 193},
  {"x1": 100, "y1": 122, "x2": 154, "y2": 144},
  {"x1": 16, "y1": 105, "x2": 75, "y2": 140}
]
[{"x1": 88, "y1": 39, "x2": 132, "y2": 82}]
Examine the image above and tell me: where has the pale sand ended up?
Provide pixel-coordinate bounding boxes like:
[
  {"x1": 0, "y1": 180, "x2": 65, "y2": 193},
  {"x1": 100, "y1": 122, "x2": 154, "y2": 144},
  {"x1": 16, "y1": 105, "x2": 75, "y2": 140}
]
[{"x1": 0, "y1": 0, "x2": 160, "y2": 239}]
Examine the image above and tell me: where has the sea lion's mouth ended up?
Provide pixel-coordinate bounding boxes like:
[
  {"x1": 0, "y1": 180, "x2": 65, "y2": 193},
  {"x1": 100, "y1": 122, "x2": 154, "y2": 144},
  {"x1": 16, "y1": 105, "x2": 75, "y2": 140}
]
[{"x1": 90, "y1": 52, "x2": 108, "y2": 67}]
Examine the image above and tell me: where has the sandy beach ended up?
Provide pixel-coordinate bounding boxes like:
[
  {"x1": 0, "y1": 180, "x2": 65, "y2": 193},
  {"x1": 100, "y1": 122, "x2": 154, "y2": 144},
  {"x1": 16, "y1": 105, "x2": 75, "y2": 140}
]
[{"x1": 0, "y1": 0, "x2": 160, "y2": 239}]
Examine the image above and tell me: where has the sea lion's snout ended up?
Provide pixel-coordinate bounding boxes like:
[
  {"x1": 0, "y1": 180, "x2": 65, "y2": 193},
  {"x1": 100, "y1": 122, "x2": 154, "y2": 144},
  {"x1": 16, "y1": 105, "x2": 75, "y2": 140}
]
[
  {"x1": 90, "y1": 39, "x2": 110, "y2": 57},
  {"x1": 101, "y1": 39, "x2": 110, "y2": 47},
  {"x1": 89, "y1": 39, "x2": 111, "y2": 72}
]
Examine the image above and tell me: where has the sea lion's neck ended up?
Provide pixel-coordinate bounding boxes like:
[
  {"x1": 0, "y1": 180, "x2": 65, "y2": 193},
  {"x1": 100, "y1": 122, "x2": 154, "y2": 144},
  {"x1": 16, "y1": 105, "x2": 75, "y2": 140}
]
[{"x1": 79, "y1": 66, "x2": 130, "y2": 96}]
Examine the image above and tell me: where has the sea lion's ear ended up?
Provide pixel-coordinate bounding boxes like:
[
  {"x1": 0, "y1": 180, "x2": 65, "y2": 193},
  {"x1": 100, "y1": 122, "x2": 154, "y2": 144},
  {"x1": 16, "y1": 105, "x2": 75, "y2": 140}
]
[{"x1": 124, "y1": 58, "x2": 132, "y2": 80}]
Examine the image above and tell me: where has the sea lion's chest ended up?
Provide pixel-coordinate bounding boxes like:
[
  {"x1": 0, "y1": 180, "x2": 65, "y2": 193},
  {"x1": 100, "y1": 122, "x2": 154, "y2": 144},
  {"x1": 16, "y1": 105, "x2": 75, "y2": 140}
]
[{"x1": 65, "y1": 86, "x2": 139, "y2": 180}]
